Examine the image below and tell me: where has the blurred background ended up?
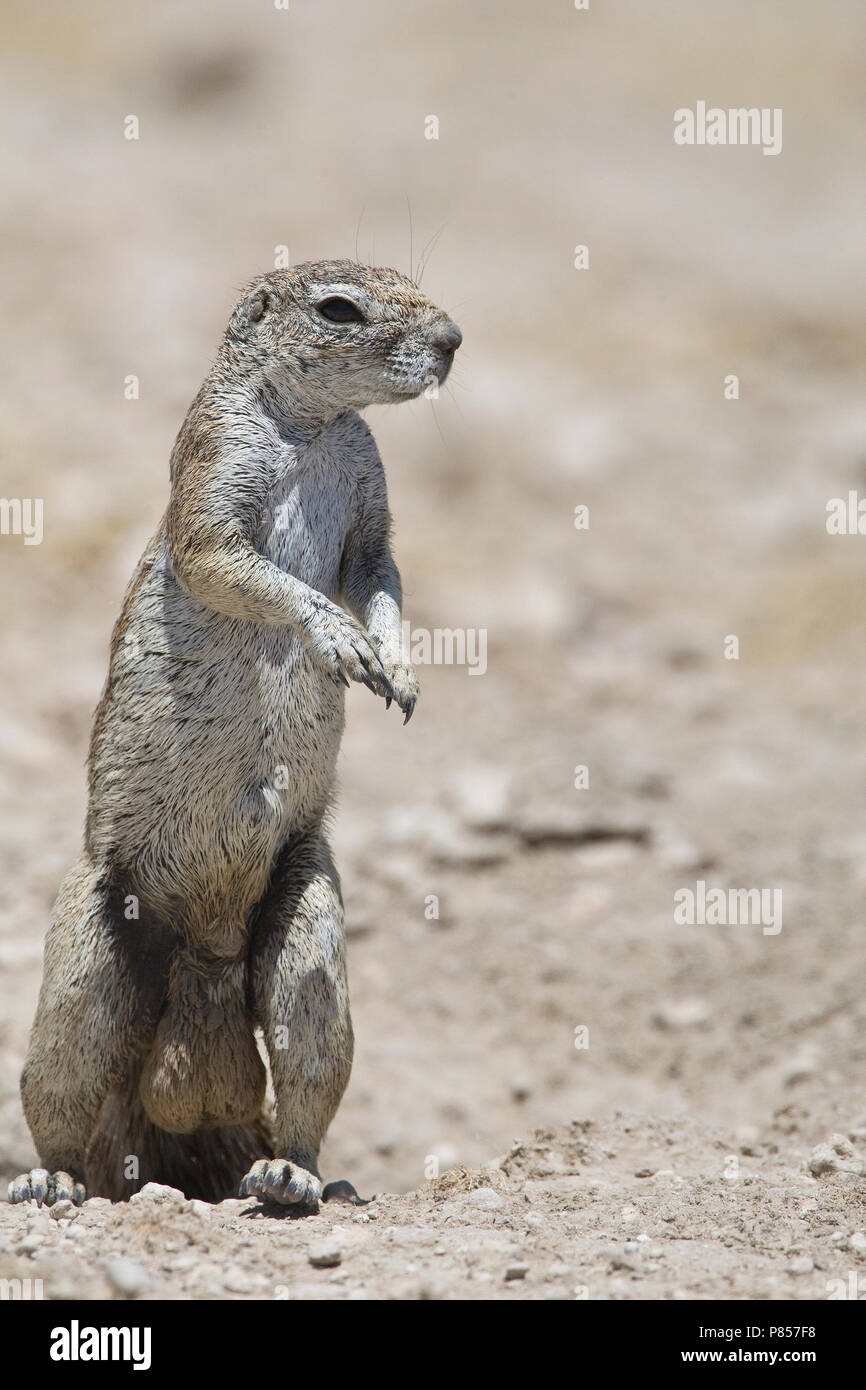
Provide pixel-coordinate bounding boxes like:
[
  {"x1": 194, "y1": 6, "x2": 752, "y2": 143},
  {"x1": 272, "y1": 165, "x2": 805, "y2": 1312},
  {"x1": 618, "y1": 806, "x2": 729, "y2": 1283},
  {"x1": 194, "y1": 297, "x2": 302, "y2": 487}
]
[{"x1": 1, "y1": 0, "x2": 865, "y2": 1197}]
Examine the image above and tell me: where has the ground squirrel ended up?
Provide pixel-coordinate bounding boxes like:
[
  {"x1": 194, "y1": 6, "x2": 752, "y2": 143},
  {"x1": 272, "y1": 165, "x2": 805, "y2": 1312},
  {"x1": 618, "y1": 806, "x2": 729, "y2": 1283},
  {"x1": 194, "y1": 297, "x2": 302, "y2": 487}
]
[{"x1": 10, "y1": 261, "x2": 461, "y2": 1209}]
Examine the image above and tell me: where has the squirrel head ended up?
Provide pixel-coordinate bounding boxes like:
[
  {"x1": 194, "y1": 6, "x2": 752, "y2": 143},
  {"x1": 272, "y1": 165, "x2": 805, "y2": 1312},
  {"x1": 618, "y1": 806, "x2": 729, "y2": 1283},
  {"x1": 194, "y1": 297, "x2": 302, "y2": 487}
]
[{"x1": 223, "y1": 260, "x2": 461, "y2": 422}]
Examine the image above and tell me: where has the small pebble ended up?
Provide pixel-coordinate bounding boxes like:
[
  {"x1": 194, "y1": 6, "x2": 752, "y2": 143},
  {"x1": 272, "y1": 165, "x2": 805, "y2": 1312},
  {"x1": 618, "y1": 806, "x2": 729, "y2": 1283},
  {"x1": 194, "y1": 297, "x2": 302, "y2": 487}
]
[
  {"x1": 308, "y1": 1241, "x2": 342, "y2": 1269},
  {"x1": 50, "y1": 1200, "x2": 78, "y2": 1221},
  {"x1": 808, "y1": 1145, "x2": 838, "y2": 1177},
  {"x1": 781, "y1": 1047, "x2": 818, "y2": 1088},
  {"x1": 829, "y1": 1133, "x2": 854, "y2": 1158},
  {"x1": 102, "y1": 1256, "x2": 153, "y2": 1297},
  {"x1": 505, "y1": 1262, "x2": 529, "y2": 1281},
  {"x1": 129, "y1": 1182, "x2": 186, "y2": 1205},
  {"x1": 653, "y1": 998, "x2": 710, "y2": 1030}
]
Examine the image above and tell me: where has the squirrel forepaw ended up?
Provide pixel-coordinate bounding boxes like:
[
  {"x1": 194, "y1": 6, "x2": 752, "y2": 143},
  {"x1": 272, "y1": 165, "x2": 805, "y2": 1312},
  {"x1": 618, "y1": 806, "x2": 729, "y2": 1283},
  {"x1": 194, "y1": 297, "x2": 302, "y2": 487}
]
[
  {"x1": 381, "y1": 658, "x2": 420, "y2": 724},
  {"x1": 305, "y1": 605, "x2": 395, "y2": 703}
]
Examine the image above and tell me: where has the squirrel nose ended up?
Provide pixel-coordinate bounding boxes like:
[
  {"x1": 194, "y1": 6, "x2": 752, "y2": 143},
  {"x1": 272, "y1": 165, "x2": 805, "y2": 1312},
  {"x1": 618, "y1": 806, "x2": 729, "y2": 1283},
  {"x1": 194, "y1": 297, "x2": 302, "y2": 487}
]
[{"x1": 434, "y1": 321, "x2": 462, "y2": 354}]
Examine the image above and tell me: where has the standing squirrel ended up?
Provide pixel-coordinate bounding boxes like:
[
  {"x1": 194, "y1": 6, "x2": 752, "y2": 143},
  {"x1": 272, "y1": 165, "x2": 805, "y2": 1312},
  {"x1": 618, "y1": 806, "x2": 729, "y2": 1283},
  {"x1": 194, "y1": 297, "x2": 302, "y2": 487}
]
[{"x1": 11, "y1": 261, "x2": 461, "y2": 1209}]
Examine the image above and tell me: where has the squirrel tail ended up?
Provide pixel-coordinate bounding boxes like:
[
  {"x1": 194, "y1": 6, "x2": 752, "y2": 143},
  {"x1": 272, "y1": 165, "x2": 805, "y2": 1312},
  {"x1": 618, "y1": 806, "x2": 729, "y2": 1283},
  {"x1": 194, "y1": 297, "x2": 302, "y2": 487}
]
[{"x1": 84, "y1": 1082, "x2": 273, "y2": 1203}]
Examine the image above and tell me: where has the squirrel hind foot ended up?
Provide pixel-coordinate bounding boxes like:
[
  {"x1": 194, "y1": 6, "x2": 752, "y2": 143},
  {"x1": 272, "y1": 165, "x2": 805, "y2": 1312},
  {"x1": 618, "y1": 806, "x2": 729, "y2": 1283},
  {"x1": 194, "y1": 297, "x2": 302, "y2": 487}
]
[
  {"x1": 8, "y1": 1169, "x2": 86, "y2": 1206},
  {"x1": 238, "y1": 1157, "x2": 322, "y2": 1211}
]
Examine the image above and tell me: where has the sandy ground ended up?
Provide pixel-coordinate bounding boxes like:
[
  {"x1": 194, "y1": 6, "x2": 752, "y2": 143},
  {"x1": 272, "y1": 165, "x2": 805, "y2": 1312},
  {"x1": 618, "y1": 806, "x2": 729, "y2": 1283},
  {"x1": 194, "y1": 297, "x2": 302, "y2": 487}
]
[{"x1": 1, "y1": 0, "x2": 865, "y2": 1300}]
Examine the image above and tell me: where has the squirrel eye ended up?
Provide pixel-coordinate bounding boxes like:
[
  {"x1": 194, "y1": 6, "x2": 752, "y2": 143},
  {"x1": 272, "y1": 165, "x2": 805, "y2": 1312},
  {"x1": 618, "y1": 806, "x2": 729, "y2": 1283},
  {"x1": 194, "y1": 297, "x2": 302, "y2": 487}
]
[{"x1": 317, "y1": 296, "x2": 365, "y2": 324}]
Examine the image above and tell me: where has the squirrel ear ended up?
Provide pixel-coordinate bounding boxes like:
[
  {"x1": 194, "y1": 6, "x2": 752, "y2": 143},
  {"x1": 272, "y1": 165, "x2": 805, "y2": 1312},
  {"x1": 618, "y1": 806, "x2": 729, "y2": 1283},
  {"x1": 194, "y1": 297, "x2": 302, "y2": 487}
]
[
  {"x1": 230, "y1": 285, "x2": 270, "y2": 340},
  {"x1": 246, "y1": 287, "x2": 269, "y2": 323}
]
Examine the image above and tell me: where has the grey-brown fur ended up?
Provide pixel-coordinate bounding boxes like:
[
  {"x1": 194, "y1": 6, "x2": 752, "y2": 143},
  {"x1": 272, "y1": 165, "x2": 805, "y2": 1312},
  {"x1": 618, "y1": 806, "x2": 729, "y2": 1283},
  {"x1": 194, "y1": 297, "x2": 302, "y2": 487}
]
[{"x1": 11, "y1": 261, "x2": 461, "y2": 1209}]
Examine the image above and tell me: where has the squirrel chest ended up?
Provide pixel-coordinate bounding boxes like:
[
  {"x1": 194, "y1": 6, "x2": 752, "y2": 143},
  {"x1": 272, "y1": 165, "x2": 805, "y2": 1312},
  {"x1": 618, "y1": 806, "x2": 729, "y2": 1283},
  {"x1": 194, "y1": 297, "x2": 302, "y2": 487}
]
[{"x1": 260, "y1": 432, "x2": 358, "y2": 597}]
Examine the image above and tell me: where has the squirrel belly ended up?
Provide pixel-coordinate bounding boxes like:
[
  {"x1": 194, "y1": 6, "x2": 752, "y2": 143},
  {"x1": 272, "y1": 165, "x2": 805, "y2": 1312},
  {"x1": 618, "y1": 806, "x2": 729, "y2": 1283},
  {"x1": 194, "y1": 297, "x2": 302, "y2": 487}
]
[{"x1": 87, "y1": 531, "x2": 345, "y2": 948}]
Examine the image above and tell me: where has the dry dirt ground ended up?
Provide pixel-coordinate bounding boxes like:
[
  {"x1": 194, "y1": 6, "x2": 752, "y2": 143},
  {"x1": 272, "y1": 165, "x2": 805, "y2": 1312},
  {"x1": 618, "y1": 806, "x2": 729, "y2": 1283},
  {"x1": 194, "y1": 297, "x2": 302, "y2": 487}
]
[
  {"x1": 1, "y1": 0, "x2": 865, "y2": 1300},
  {"x1": 2, "y1": 1115, "x2": 866, "y2": 1301}
]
